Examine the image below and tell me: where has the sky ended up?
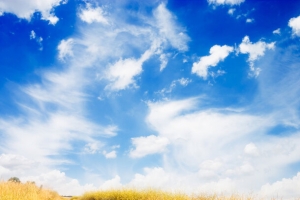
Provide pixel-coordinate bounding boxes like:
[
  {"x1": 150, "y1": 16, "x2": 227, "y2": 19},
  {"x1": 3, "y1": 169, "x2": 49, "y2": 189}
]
[{"x1": 0, "y1": 0, "x2": 300, "y2": 198}]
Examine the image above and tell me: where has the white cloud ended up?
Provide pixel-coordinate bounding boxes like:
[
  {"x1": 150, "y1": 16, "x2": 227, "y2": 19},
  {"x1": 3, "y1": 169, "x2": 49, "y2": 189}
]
[
  {"x1": 128, "y1": 167, "x2": 173, "y2": 189},
  {"x1": 0, "y1": 113, "x2": 115, "y2": 164},
  {"x1": 104, "y1": 44, "x2": 156, "y2": 91},
  {"x1": 153, "y1": 3, "x2": 190, "y2": 51},
  {"x1": 208, "y1": 0, "x2": 245, "y2": 6},
  {"x1": 84, "y1": 142, "x2": 102, "y2": 154},
  {"x1": 76, "y1": 3, "x2": 189, "y2": 91},
  {"x1": 57, "y1": 38, "x2": 74, "y2": 60},
  {"x1": 103, "y1": 150, "x2": 117, "y2": 159},
  {"x1": 192, "y1": 45, "x2": 233, "y2": 79},
  {"x1": 159, "y1": 53, "x2": 168, "y2": 71},
  {"x1": 104, "y1": 58, "x2": 144, "y2": 91},
  {"x1": 146, "y1": 98, "x2": 270, "y2": 154},
  {"x1": 288, "y1": 15, "x2": 300, "y2": 37},
  {"x1": 129, "y1": 135, "x2": 170, "y2": 158},
  {"x1": 127, "y1": 167, "x2": 237, "y2": 195},
  {"x1": 23, "y1": 170, "x2": 96, "y2": 196},
  {"x1": 273, "y1": 28, "x2": 281, "y2": 35},
  {"x1": 228, "y1": 8, "x2": 236, "y2": 15},
  {"x1": 246, "y1": 18, "x2": 254, "y2": 23},
  {"x1": 100, "y1": 175, "x2": 122, "y2": 190},
  {"x1": 156, "y1": 77, "x2": 192, "y2": 96},
  {"x1": 30, "y1": 30, "x2": 36, "y2": 39},
  {"x1": 239, "y1": 36, "x2": 275, "y2": 76},
  {"x1": 239, "y1": 36, "x2": 275, "y2": 61},
  {"x1": 260, "y1": 172, "x2": 300, "y2": 199},
  {"x1": 0, "y1": 0, "x2": 62, "y2": 24},
  {"x1": 79, "y1": 4, "x2": 108, "y2": 24},
  {"x1": 142, "y1": 97, "x2": 300, "y2": 196},
  {"x1": 30, "y1": 30, "x2": 43, "y2": 50},
  {"x1": 0, "y1": 154, "x2": 36, "y2": 170},
  {"x1": 177, "y1": 78, "x2": 192, "y2": 86},
  {"x1": 0, "y1": 3, "x2": 189, "y2": 175},
  {"x1": 244, "y1": 143, "x2": 259, "y2": 156},
  {"x1": 0, "y1": 154, "x2": 96, "y2": 196},
  {"x1": 200, "y1": 159, "x2": 223, "y2": 171},
  {"x1": 0, "y1": 165, "x2": 10, "y2": 176}
]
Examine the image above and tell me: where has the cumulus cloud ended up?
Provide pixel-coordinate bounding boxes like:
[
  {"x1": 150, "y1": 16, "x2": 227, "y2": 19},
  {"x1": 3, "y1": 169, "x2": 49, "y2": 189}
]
[
  {"x1": 192, "y1": 45, "x2": 233, "y2": 79},
  {"x1": 129, "y1": 135, "x2": 170, "y2": 158},
  {"x1": 79, "y1": 4, "x2": 108, "y2": 24},
  {"x1": 0, "y1": 154, "x2": 36, "y2": 170},
  {"x1": 128, "y1": 167, "x2": 173, "y2": 189},
  {"x1": 246, "y1": 18, "x2": 254, "y2": 23},
  {"x1": 104, "y1": 51, "x2": 151, "y2": 91},
  {"x1": 260, "y1": 172, "x2": 300, "y2": 199},
  {"x1": 127, "y1": 166, "x2": 237, "y2": 194},
  {"x1": 208, "y1": 0, "x2": 245, "y2": 6},
  {"x1": 146, "y1": 98, "x2": 269, "y2": 157},
  {"x1": 57, "y1": 38, "x2": 74, "y2": 60},
  {"x1": 143, "y1": 98, "x2": 300, "y2": 194},
  {"x1": 23, "y1": 170, "x2": 96, "y2": 196},
  {"x1": 239, "y1": 36, "x2": 275, "y2": 76},
  {"x1": 103, "y1": 150, "x2": 117, "y2": 159},
  {"x1": 228, "y1": 8, "x2": 236, "y2": 15},
  {"x1": 198, "y1": 159, "x2": 223, "y2": 179},
  {"x1": 0, "y1": 0, "x2": 62, "y2": 24},
  {"x1": 29, "y1": 30, "x2": 43, "y2": 50},
  {"x1": 273, "y1": 28, "x2": 281, "y2": 35},
  {"x1": 0, "y1": 154, "x2": 96, "y2": 196},
  {"x1": 100, "y1": 175, "x2": 122, "y2": 190},
  {"x1": 30, "y1": 30, "x2": 36, "y2": 39},
  {"x1": 84, "y1": 142, "x2": 102, "y2": 154},
  {"x1": 104, "y1": 58, "x2": 144, "y2": 91},
  {"x1": 288, "y1": 15, "x2": 300, "y2": 37},
  {"x1": 244, "y1": 143, "x2": 259, "y2": 156}
]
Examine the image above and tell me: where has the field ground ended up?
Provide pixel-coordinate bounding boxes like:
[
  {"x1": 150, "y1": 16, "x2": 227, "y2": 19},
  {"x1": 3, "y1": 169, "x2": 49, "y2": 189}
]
[
  {"x1": 0, "y1": 181, "x2": 64, "y2": 200},
  {"x1": 1, "y1": 181, "x2": 299, "y2": 200}
]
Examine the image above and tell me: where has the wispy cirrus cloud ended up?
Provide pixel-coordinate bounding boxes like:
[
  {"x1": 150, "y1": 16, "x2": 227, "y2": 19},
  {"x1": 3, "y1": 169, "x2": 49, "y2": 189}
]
[
  {"x1": 153, "y1": 3, "x2": 190, "y2": 52},
  {"x1": 0, "y1": 2, "x2": 190, "y2": 195}
]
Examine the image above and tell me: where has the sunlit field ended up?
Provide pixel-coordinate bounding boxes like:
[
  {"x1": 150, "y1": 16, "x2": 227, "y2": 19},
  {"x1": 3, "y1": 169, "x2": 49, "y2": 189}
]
[
  {"x1": 71, "y1": 189, "x2": 255, "y2": 200},
  {"x1": 1, "y1": 181, "x2": 299, "y2": 200},
  {"x1": 0, "y1": 181, "x2": 64, "y2": 200}
]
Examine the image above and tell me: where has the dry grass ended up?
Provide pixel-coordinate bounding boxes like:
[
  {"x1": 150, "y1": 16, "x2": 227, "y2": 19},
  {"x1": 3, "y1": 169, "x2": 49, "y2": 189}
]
[
  {"x1": 1, "y1": 182, "x2": 298, "y2": 200},
  {"x1": 76, "y1": 189, "x2": 254, "y2": 200},
  {"x1": 0, "y1": 181, "x2": 65, "y2": 200}
]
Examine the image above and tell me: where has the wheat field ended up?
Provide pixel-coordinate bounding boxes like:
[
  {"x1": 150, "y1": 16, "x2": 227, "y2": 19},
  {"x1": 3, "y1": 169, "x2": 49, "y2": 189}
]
[
  {"x1": 1, "y1": 181, "x2": 298, "y2": 200},
  {"x1": 0, "y1": 181, "x2": 65, "y2": 200},
  {"x1": 71, "y1": 189, "x2": 256, "y2": 200}
]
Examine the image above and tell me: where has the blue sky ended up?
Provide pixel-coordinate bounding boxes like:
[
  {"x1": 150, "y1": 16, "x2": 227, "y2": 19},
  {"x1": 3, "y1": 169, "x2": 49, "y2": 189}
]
[{"x1": 1, "y1": 0, "x2": 300, "y2": 198}]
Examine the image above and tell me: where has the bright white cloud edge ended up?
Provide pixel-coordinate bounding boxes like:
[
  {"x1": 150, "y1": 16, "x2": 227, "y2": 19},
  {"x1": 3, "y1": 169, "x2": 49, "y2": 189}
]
[
  {"x1": 0, "y1": 0, "x2": 63, "y2": 24},
  {"x1": 208, "y1": 0, "x2": 245, "y2": 6},
  {"x1": 192, "y1": 45, "x2": 233, "y2": 79},
  {"x1": 289, "y1": 15, "x2": 300, "y2": 37}
]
